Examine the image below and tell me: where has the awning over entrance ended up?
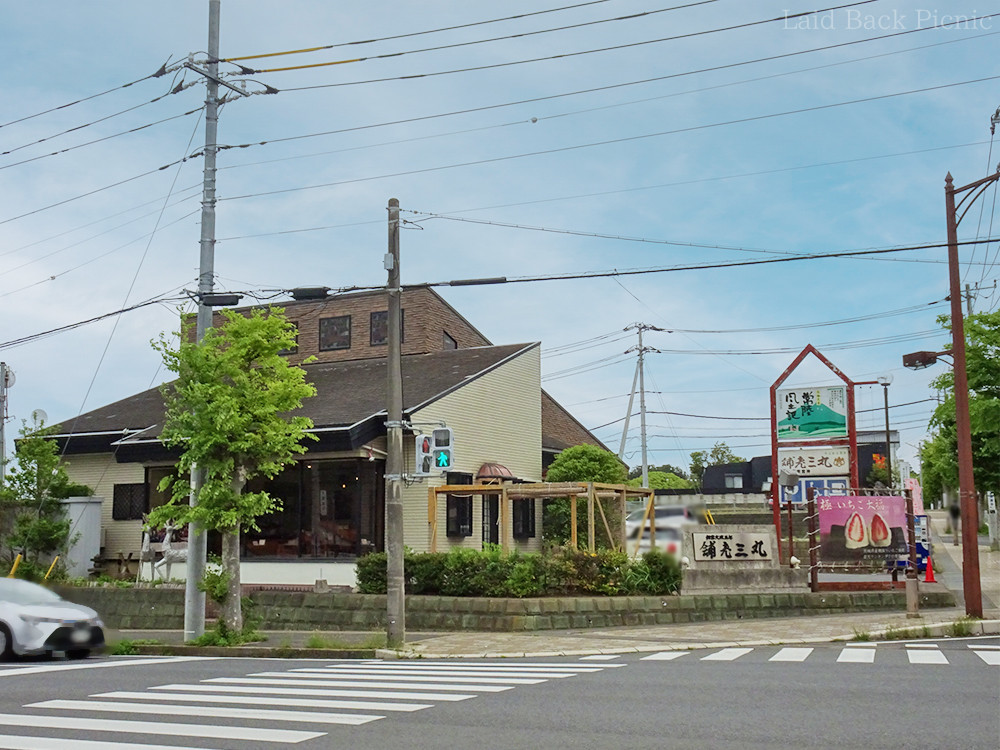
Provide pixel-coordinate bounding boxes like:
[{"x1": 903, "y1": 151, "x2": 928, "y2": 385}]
[{"x1": 477, "y1": 462, "x2": 514, "y2": 482}]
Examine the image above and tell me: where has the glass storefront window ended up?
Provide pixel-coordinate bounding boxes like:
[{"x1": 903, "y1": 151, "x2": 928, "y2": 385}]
[{"x1": 240, "y1": 458, "x2": 382, "y2": 559}]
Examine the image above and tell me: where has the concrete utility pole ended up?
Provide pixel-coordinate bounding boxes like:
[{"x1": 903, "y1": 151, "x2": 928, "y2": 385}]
[
  {"x1": 385, "y1": 198, "x2": 405, "y2": 647},
  {"x1": 0, "y1": 362, "x2": 10, "y2": 485},
  {"x1": 622, "y1": 324, "x2": 664, "y2": 486},
  {"x1": 184, "y1": 0, "x2": 222, "y2": 641}
]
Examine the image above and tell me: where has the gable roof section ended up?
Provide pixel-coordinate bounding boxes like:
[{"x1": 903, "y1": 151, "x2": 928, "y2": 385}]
[
  {"x1": 52, "y1": 343, "x2": 537, "y2": 456},
  {"x1": 540, "y1": 389, "x2": 611, "y2": 453}
]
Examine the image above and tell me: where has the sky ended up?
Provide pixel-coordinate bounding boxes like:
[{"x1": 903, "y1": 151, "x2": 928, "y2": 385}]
[{"x1": 1, "y1": 0, "x2": 998, "y2": 481}]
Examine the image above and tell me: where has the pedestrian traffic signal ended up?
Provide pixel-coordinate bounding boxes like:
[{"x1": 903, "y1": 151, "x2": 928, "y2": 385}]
[
  {"x1": 415, "y1": 433, "x2": 433, "y2": 475},
  {"x1": 431, "y1": 427, "x2": 453, "y2": 471}
]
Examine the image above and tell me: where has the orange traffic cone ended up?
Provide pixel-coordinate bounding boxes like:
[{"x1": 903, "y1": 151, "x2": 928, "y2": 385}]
[{"x1": 924, "y1": 556, "x2": 936, "y2": 583}]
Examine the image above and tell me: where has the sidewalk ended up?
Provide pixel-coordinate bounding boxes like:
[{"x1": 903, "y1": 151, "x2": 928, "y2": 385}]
[{"x1": 119, "y1": 513, "x2": 999, "y2": 659}]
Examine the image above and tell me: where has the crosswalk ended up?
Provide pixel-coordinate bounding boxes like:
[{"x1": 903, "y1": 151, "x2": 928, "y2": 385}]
[
  {"x1": 1, "y1": 659, "x2": 619, "y2": 749},
  {"x1": 639, "y1": 642, "x2": 1000, "y2": 666}
]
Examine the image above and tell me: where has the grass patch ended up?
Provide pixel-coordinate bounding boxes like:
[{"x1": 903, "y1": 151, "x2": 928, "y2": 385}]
[
  {"x1": 851, "y1": 627, "x2": 872, "y2": 641},
  {"x1": 948, "y1": 617, "x2": 977, "y2": 637},
  {"x1": 110, "y1": 638, "x2": 163, "y2": 655},
  {"x1": 304, "y1": 631, "x2": 387, "y2": 650}
]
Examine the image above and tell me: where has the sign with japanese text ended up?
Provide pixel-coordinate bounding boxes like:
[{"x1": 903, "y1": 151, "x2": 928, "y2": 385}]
[
  {"x1": 818, "y1": 495, "x2": 908, "y2": 563},
  {"x1": 776, "y1": 385, "x2": 847, "y2": 442},
  {"x1": 778, "y1": 447, "x2": 849, "y2": 477},
  {"x1": 693, "y1": 531, "x2": 772, "y2": 562},
  {"x1": 778, "y1": 476, "x2": 849, "y2": 505}
]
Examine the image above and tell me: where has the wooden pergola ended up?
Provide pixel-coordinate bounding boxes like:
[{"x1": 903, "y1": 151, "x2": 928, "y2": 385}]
[{"x1": 427, "y1": 481, "x2": 655, "y2": 553}]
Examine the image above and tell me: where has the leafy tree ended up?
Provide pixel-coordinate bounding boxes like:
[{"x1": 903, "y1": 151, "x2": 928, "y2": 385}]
[
  {"x1": 627, "y1": 463, "x2": 690, "y2": 481},
  {"x1": 919, "y1": 310, "x2": 1000, "y2": 504},
  {"x1": 626, "y1": 470, "x2": 693, "y2": 490},
  {"x1": 149, "y1": 308, "x2": 316, "y2": 632},
  {"x1": 689, "y1": 441, "x2": 746, "y2": 488},
  {"x1": 0, "y1": 422, "x2": 89, "y2": 580},
  {"x1": 542, "y1": 445, "x2": 626, "y2": 547}
]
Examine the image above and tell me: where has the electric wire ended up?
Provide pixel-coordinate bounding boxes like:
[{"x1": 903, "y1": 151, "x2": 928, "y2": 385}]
[
  {"x1": 221, "y1": 75, "x2": 1000, "y2": 204},
  {"x1": 1, "y1": 86, "x2": 198, "y2": 159},
  {"x1": 212, "y1": 17, "x2": 998, "y2": 157},
  {"x1": 277, "y1": 1, "x2": 879, "y2": 88},
  {"x1": 241, "y1": 1, "x2": 720, "y2": 74},
  {"x1": 220, "y1": 0, "x2": 619, "y2": 62},
  {"x1": 0, "y1": 65, "x2": 172, "y2": 130},
  {"x1": 221, "y1": 29, "x2": 999, "y2": 176}
]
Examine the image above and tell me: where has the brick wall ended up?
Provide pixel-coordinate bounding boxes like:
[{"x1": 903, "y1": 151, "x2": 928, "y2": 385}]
[{"x1": 199, "y1": 287, "x2": 491, "y2": 365}]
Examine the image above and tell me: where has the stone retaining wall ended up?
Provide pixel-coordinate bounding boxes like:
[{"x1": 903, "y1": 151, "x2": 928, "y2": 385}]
[{"x1": 57, "y1": 585, "x2": 956, "y2": 632}]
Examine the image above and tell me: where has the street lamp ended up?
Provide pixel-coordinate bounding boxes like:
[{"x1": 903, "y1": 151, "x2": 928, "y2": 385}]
[{"x1": 876, "y1": 375, "x2": 892, "y2": 488}]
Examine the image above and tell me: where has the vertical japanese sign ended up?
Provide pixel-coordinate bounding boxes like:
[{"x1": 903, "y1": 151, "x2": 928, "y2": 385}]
[
  {"x1": 776, "y1": 385, "x2": 847, "y2": 442},
  {"x1": 817, "y1": 495, "x2": 908, "y2": 563}
]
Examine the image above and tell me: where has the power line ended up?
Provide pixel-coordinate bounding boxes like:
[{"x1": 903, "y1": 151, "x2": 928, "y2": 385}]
[
  {"x1": 212, "y1": 17, "x2": 997, "y2": 158},
  {"x1": 220, "y1": 0, "x2": 618, "y2": 62},
  {"x1": 221, "y1": 75, "x2": 1000, "y2": 203},
  {"x1": 0, "y1": 64, "x2": 171, "y2": 130},
  {"x1": 241, "y1": 1, "x2": 720, "y2": 74},
  {"x1": 278, "y1": 1, "x2": 880, "y2": 89}
]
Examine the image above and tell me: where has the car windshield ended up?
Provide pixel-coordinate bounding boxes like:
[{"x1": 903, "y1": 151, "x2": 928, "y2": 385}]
[{"x1": 0, "y1": 579, "x2": 64, "y2": 606}]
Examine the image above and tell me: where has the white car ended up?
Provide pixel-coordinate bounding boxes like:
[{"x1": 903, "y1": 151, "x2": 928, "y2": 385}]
[
  {"x1": 0, "y1": 579, "x2": 105, "y2": 660},
  {"x1": 625, "y1": 506, "x2": 696, "y2": 539}
]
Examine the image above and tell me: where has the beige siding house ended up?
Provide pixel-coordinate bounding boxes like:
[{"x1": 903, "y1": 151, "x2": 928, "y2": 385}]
[{"x1": 51, "y1": 288, "x2": 605, "y2": 585}]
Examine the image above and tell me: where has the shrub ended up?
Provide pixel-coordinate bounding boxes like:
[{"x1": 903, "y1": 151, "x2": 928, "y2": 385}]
[{"x1": 355, "y1": 552, "x2": 388, "y2": 594}]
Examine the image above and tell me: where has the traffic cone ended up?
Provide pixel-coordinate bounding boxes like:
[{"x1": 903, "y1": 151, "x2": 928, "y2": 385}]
[{"x1": 924, "y1": 556, "x2": 936, "y2": 583}]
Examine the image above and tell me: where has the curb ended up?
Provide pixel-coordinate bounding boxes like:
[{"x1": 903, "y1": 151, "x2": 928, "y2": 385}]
[{"x1": 129, "y1": 645, "x2": 378, "y2": 659}]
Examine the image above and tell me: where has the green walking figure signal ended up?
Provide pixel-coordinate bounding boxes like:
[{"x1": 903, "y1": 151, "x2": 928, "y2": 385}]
[{"x1": 414, "y1": 427, "x2": 454, "y2": 475}]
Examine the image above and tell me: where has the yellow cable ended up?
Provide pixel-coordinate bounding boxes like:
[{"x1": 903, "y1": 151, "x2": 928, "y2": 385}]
[
  {"x1": 254, "y1": 58, "x2": 365, "y2": 74},
  {"x1": 223, "y1": 45, "x2": 334, "y2": 62}
]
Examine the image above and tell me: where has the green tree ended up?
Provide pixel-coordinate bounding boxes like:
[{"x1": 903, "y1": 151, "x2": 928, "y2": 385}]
[
  {"x1": 149, "y1": 308, "x2": 317, "y2": 632},
  {"x1": 626, "y1": 470, "x2": 693, "y2": 490},
  {"x1": 627, "y1": 463, "x2": 690, "y2": 482},
  {"x1": 919, "y1": 310, "x2": 1000, "y2": 504},
  {"x1": 689, "y1": 441, "x2": 745, "y2": 488},
  {"x1": 0, "y1": 422, "x2": 90, "y2": 580},
  {"x1": 542, "y1": 445, "x2": 626, "y2": 547}
]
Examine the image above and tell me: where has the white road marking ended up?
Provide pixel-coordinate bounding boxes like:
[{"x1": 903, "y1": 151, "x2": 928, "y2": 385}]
[
  {"x1": 904, "y1": 643, "x2": 939, "y2": 649},
  {"x1": 0, "y1": 735, "x2": 216, "y2": 750},
  {"x1": 640, "y1": 652, "x2": 688, "y2": 661},
  {"x1": 972, "y1": 650, "x2": 1000, "y2": 666},
  {"x1": 277, "y1": 667, "x2": 573, "y2": 679},
  {"x1": 838, "y1": 649, "x2": 877, "y2": 664},
  {"x1": 0, "y1": 657, "x2": 216, "y2": 679},
  {"x1": 152, "y1": 682, "x2": 477, "y2": 701},
  {"x1": 968, "y1": 644, "x2": 1000, "y2": 650},
  {"x1": 769, "y1": 648, "x2": 814, "y2": 662},
  {"x1": 701, "y1": 648, "x2": 753, "y2": 661},
  {"x1": 905, "y1": 649, "x2": 948, "y2": 665},
  {"x1": 0, "y1": 713, "x2": 322, "y2": 743},
  {"x1": 205, "y1": 676, "x2": 517, "y2": 691},
  {"x1": 338, "y1": 661, "x2": 624, "y2": 668},
  {"x1": 579, "y1": 655, "x2": 620, "y2": 661},
  {"x1": 28, "y1": 699, "x2": 382, "y2": 726},
  {"x1": 302, "y1": 664, "x2": 605, "y2": 673},
  {"x1": 95, "y1": 690, "x2": 430, "y2": 712}
]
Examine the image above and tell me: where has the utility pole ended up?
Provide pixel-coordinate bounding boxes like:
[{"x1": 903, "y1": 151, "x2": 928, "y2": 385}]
[
  {"x1": 0, "y1": 362, "x2": 10, "y2": 486},
  {"x1": 622, "y1": 324, "x2": 664, "y2": 486},
  {"x1": 184, "y1": 0, "x2": 222, "y2": 641},
  {"x1": 944, "y1": 168, "x2": 999, "y2": 619},
  {"x1": 385, "y1": 198, "x2": 405, "y2": 647}
]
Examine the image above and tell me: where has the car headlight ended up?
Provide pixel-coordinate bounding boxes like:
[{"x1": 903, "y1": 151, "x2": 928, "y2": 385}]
[{"x1": 19, "y1": 614, "x2": 90, "y2": 626}]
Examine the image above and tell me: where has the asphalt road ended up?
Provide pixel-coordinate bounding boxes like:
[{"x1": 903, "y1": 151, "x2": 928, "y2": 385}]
[{"x1": 0, "y1": 639, "x2": 996, "y2": 750}]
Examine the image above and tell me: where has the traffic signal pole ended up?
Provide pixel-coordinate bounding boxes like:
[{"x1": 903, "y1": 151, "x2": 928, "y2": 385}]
[{"x1": 385, "y1": 198, "x2": 405, "y2": 647}]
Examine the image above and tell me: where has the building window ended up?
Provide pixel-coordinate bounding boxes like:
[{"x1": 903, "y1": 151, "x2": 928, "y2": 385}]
[
  {"x1": 724, "y1": 474, "x2": 744, "y2": 489},
  {"x1": 446, "y1": 494, "x2": 473, "y2": 537},
  {"x1": 370, "y1": 310, "x2": 403, "y2": 346},
  {"x1": 112, "y1": 483, "x2": 147, "y2": 521},
  {"x1": 512, "y1": 498, "x2": 536, "y2": 539},
  {"x1": 278, "y1": 322, "x2": 299, "y2": 356},
  {"x1": 442, "y1": 331, "x2": 457, "y2": 349},
  {"x1": 319, "y1": 315, "x2": 351, "y2": 351}
]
